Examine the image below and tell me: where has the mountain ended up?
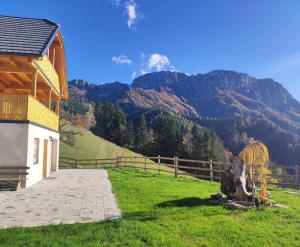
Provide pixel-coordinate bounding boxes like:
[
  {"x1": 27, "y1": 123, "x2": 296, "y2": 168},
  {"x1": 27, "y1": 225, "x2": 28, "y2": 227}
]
[
  {"x1": 132, "y1": 71, "x2": 300, "y2": 134},
  {"x1": 67, "y1": 70, "x2": 300, "y2": 165},
  {"x1": 118, "y1": 88, "x2": 199, "y2": 118},
  {"x1": 69, "y1": 79, "x2": 129, "y2": 103},
  {"x1": 70, "y1": 71, "x2": 300, "y2": 135}
]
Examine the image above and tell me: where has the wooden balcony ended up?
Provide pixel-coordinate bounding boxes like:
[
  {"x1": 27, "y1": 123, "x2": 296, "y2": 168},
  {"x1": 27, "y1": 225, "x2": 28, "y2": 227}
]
[
  {"x1": 0, "y1": 94, "x2": 59, "y2": 131},
  {"x1": 32, "y1": 56, "x2": 61, "y2": 95}
]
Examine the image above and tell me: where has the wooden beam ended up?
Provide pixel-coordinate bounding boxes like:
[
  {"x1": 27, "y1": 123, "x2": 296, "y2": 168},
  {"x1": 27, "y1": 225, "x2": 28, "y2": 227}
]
[
  {"x1": 52, "y1": 48, "x2": 56, "y2": 67},
  {"x1": 38, "y1": 91, "x2": 48, "y2": 100},
  {"x1": 0, "y1": 82, "x2": 5, "y2": 92},
  {"x1": 48, "y1": 88, "x2": 52, "y2": 109},
  {"x1": 5, "y1": 73, "x2": 23, "y2": 86},
  {"x1": 0, "y1": 64, "x2": 35, "y2": 74},
  {"x1": 10, "y1": 73, "x2": 25, "y2": 85},
  {"x1": 56, "y1": 99, "x2": 60, "y2": 115},
  {"x1": 31, "y1": 72, "x2": 38, "y2": 98},
  {"x1": 23, "y1": 73, "x2": 33, "y2": 82},
  {"x1": 3, "y1": 83, "x2": 48, "y2": 90},
  {"x1": 0, "y1": 78, "x2": 10, "y2": 85},
  {"x1": 0, "y1": 55, "x2": 37, "y2": 63}
]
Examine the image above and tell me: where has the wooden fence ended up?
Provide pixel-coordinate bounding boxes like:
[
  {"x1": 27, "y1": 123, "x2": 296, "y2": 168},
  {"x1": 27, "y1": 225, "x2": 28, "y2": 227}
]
[{"x1": 59, "y1": 156, "x2": 300, "y2": 190}]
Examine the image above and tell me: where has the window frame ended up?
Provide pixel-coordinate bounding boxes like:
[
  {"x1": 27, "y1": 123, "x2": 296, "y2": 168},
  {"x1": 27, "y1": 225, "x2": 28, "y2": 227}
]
[{"x1": 33, "y1": 138, "x2": 40, "y2": 165}]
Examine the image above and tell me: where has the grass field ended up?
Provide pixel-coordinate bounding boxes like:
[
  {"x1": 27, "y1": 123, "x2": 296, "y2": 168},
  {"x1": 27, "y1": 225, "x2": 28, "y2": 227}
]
[{"x1": 1, "y1": 168, "x2": 300, "y2": 247}]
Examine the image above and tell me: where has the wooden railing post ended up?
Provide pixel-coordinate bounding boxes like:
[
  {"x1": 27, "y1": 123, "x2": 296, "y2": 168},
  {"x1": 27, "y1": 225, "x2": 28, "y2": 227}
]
[
  {"x1": 144, "y1": 156, "x2": 147, "y2": 171},
  {"x1": 209, "y1": 159, "x2": 213, "y2": 182},
  {"x1": 158, "y1": 155, "x2": 161, "y2": 174},
  {"x1": 174, "y1": 156, "x2": 178, "y2": 178},
  {"x1": 116, "y1": 156, "x2": 119, "y2": 167},
  {"x1": 295, "y1": 165, "x2": 299, "y2": 190},
  {"x1": 75, "y1": 160, "x2": 80, "y2": 168}
]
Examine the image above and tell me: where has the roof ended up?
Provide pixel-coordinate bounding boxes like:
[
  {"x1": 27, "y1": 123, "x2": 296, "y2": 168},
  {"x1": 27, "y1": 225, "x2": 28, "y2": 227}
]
[{"x1": 0, "y1": 15, "x2": 60, "y2": 57}]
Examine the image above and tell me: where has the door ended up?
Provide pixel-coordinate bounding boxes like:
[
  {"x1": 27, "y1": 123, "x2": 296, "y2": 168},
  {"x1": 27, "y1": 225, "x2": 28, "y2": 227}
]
[
  {"x1": 43, "y1": 140, "x2": 48, "y2": 177},
  {"x1": 51, "y1": 139, "x2": 58, "y2": 172}
]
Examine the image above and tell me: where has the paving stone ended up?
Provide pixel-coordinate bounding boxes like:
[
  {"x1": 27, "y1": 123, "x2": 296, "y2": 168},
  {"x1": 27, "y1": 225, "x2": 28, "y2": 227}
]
[{"x1": 0, "y1": 169, "x2": 121, "y2": 229}]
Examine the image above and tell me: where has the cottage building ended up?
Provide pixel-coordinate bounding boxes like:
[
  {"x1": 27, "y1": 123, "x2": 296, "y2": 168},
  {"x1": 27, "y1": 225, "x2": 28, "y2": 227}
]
[{"x1": 0, "y1": 16, "x2": 68, "y2": 187}]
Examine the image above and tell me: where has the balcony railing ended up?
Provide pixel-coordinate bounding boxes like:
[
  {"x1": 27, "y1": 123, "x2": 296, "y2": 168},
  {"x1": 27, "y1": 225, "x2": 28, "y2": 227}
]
[
  {"x1": 0, "y1": 94, "x2": 59, "y2": 131},
  {"x1": 33, "y1": 56, "x2": 61, "y2": 94}
]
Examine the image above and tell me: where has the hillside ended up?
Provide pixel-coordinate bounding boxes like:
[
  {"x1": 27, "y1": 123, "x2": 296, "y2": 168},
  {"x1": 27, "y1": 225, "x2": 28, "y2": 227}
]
[
  {"x1": 59, "y1": 124, "x2": 184, "y2": 174},
  {"x1": 60, "y1": 124, "x2": 138, "y2": 159},
  {"x1": 119, "y1": 88, "x2": 199, "y2": 118}
]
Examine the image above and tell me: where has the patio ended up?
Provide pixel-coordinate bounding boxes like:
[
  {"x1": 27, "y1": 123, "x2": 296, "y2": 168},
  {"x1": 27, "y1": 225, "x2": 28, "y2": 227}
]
[{"x1": 0, "y1": 169, "x2": 121, "y2": 228}]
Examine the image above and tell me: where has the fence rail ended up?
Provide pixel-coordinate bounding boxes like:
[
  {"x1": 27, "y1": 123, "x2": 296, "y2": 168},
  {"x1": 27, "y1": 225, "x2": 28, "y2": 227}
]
[{"x1": 59, "y1": 156, "x2": 300, "y2": 190}]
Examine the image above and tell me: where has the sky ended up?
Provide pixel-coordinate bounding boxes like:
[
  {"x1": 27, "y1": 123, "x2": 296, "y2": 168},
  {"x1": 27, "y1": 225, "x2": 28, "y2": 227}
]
[{"x1": 2, "y1": 0, "x2": 300, "y2": 100}]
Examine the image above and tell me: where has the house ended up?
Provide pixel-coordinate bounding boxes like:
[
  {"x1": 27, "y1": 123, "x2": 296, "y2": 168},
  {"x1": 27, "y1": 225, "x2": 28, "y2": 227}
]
[{"x1": 0, "y1": 15, "x2": 68, "y2": 188}]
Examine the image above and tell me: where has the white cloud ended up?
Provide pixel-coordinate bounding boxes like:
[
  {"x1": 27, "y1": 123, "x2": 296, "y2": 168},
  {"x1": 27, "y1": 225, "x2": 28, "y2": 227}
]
[
  {"x1": 112, "y1": 55, "x2": 132, "y2": 65},
  {"x1": 148, "y1": 54, "x2": 171, "y2": 71},
  {"x1": 109, "y1": 0, "x2": 143, "y2": 30},
  {"x1": 132, "y1": 71, "x2": 137, "y2": 80},
  {"x1": 126, "y1": 0, "x2": 138, "y2": 29},
  {"x1": 139, "y1": 53, "x2": 175, "y2": 74}
]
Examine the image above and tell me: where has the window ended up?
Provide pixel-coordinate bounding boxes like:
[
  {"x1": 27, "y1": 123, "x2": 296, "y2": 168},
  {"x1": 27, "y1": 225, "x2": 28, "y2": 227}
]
[{"x1": 33, "y1": 138, "x2": 39, "y2": 164}]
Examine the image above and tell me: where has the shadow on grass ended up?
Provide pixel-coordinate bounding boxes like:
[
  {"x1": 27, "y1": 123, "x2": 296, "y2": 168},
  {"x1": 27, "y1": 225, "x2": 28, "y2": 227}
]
[
  {"x1": 110, "y1": 167, "x2": 159, "y2": 178},
  {"x1": 123, "y1": 211, "x2": 158, "y2": 222},
  {"x1": 155, "y1": 197, "x2": 213, "y2": 208}
]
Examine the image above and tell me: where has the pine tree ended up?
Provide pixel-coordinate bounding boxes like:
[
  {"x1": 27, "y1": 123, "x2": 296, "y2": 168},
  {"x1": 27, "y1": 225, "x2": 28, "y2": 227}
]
[
  {"x1": 92, "y1": 103, "x2": 128, "y2": 147},
  {"x1": 135, "y1": 114, "x2": 148, "y2": 148},
  {"x1": 126, "y1": 121, "x2": 135, "y2": 147},
  {"x1": 111, "y1": 105, "x2": 128, "y2": 146},
  {"x1": 191, "y1": 124, "x2": 210, "y2": 160},
  {"x1": 153, "y1": 114, "x2": 183, "y2": 156}
]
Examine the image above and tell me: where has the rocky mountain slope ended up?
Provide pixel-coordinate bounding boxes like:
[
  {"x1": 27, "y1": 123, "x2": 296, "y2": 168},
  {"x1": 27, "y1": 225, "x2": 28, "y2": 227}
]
[
  {"x1": 132, "y1": 71, "x2": 300, "y2": 134},
  {"x1": 70, "y1": 70, "x2": 300, "y2": 135}
]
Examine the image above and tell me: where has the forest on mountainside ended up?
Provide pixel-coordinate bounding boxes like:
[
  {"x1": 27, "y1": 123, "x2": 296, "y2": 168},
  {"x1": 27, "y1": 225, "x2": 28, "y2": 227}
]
[{"x1": 62, "y1": 75, "x2": 300, "y2": 166}]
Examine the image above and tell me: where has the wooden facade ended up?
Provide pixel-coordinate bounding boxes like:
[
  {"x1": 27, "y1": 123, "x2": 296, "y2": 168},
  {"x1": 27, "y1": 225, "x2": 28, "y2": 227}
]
[{"x1": 0, "y1": 31, "x2": 68, "y2": 131}]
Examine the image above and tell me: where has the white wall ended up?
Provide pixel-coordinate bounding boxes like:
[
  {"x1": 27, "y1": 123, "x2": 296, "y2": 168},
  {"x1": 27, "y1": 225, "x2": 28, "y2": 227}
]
[
  {"x1": 26, "y1": 123, "x2": 59, "y2": 187},
  {"x1": 0, "y1": 122, "x2": 59, "y2": 188}
]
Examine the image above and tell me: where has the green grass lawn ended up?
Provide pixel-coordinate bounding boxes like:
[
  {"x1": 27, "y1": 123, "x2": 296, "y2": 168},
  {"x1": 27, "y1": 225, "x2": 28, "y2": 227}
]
[{"x1": 1, "y1": 168, "x2": 300, "y2": 247}]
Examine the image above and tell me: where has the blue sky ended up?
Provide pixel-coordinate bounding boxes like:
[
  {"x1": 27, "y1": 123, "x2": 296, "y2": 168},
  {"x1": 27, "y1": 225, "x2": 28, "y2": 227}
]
[{"x1": 3, "y1": 0, "x2": 300, "y2": 100}]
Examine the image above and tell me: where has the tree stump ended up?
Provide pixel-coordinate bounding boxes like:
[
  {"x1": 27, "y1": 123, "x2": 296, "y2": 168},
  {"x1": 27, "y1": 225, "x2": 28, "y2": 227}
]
[{"x1": 221, "y1": 164, "x2": 253, "y2": 201}]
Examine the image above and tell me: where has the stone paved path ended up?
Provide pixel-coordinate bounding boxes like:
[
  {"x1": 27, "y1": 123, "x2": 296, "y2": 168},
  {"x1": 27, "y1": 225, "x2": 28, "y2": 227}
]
[{"x1": 0, "y1": 169, "x2": 121, "y2": 229}]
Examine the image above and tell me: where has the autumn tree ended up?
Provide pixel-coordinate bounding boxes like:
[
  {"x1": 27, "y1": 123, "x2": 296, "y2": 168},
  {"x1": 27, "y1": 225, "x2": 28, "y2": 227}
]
[{"x1": 239, "y1": 139, "x2": 270, "y2": 203}]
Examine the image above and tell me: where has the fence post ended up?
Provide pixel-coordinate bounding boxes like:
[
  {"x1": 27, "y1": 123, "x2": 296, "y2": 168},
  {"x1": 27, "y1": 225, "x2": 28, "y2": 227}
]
[
  {"x1": 116, "y1": 156, "x2": 119, "y2": 167},
  {"x1": 158, "y1": 155, "x2": 161, "y2": 174},
  {"x1": 209, "y1": 159, "x2": 213, "y2": 182},
  {"x1": 75, "y1": 160, "x2": 80, "y2": 168},
  {"x1": 144, "y1": 156, "x2": 147, "y2": 171},
  {"x1": 295, "y1": 165, "x2": 299, "y2": 190},
  {"x1": 174, "y1": 156, "x2": 178, "y2": 178}
]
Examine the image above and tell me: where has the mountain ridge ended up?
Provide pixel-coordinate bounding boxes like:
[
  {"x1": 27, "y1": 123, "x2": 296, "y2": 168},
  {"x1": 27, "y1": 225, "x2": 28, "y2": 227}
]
[
  {"x1": 69, "y1": 70, "x2": 300, "y2": 135},
  {"x1": 66, "y1": 70, "x2": 300, "y2": 165}
]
